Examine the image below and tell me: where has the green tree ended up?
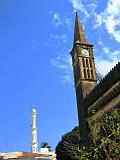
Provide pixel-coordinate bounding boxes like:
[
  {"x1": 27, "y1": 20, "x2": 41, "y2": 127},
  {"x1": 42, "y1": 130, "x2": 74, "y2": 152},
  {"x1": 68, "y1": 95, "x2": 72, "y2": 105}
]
[
  {"x1": 56, "y1": 127, "x2": 81, "y2": 160},
  {"x1": 41, "y1": 142, "x2": 52, "y2": 151},
  {"x1": 88, "y1": 109, "x2": 120, "y2": 160},
  {"x1": 56, "y1": 109, "x2": 120, "y2": 160}
]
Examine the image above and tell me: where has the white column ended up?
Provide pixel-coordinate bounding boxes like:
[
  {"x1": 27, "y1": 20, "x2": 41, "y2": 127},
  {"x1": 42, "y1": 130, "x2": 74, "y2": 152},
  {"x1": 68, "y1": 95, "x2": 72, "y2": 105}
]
[{"x1": 31, "y1": 108, "x2": 37, "y2": 153}]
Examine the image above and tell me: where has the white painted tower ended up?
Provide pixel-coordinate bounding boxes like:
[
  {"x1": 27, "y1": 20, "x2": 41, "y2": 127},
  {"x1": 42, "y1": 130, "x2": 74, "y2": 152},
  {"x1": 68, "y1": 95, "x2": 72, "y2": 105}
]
[{"x1": 31, "y1": 108, "x2": 38, "y2": 153}]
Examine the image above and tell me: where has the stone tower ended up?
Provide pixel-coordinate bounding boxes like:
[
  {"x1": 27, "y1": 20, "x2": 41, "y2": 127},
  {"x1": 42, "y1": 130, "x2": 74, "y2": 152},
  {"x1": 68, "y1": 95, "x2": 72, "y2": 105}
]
[
  {"x1": 70, "y1": 12, "x2": 97, "y2": 145},
  {"x1": 31, "y1": 108, "x2": 38, "y2": 153}
]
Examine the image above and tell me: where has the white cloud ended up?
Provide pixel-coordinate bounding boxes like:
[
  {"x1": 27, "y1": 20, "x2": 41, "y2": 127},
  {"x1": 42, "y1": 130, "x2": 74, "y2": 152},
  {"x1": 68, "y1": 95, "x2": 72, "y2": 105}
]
[
  {"x1": 49, "y1": 11, "x2": 62, "y2": 27},
  {"x1": 61, "y1": 75, "x2": 72, "y2": 84},
  {"x1": 95, "y1": 46, "x2": 120, "y2": 76},
  {"x1": 68, "y1": 0, "x2": 98, "y2": 18},
  {"x1": 95, "y1": 0, "x2": 120, "y2": 43},
  {"x1": 103, "y1": 47, "x2": 109, "y2": 55},
  {"x1": 95, "y1": 58, "x2": 118, "y2": 76},
  {"x1": 68, "y1": 0, "x2": 90, "y2": 17},
  {"x1": 65, "y1": 18, "x2": 73, "y2": 31},
  {"x1": 50, "y1": 54, "x2": 73, "y2": 84},
  {"x1": 49, "y1": 11, "x2": 73, "y2": 31},
  {"x1": 65, "y1": 18, "x2": 72, "y2": 29},
  {"x1": 103, "y1": 47, "x2": 120, "y2": 61},
  {"x1": 53, "y1": 13, "x2": 62, "y2": 26},
  {"x1": 50, "y1": 34, "x2": 67, "y2": 43},
  {"x1": 50, "y1": 58, "x2": 68, "y2": 70},
  {"x1": 86, "y1": 3, "x2": 97, "y2": 9},
  {"x1": 97, "y1": 40, "x2": 103, "y2": 46}
]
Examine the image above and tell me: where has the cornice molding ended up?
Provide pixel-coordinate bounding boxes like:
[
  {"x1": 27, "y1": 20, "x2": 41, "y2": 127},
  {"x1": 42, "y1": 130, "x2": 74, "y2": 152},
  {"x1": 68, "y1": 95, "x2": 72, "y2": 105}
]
[
  {"x1": 84, "y1": 62, "x2": 120, "y2": 109},
  {"x1": 87, "y1": 81, "x2": 120, "y2": 115},
  {"x1": 91, "y1": 94, "x2": 120, "y2": 122}
]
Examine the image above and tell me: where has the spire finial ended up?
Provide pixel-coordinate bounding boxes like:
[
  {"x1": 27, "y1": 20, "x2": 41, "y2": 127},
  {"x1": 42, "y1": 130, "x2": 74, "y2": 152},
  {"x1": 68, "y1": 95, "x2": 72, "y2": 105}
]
[
  {"x1": 74, "y1": 12, "x2": 89, "y2": 44},
  {"x1": 76, "y1": 11, "x2": 78, "y2": 15},
  {"x1": 32, "y1": 104, "x2": 36, "y2": 112}
]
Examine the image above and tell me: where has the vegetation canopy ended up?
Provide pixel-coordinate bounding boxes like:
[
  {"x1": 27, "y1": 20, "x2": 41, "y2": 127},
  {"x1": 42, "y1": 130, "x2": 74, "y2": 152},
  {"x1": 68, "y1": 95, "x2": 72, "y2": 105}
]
[{"x1": 56, "y1": 109, "x2": 120, "y2": 160}]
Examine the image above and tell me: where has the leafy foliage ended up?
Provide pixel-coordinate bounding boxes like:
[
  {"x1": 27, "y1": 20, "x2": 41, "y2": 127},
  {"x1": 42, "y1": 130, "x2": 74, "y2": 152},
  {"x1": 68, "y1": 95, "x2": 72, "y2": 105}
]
[
  {"x1": 56, "y1": 109, "x2": 120, "y2": 160},
  {"x1": 41, "y1": 142, "x2": 52, "y2": 151},
  {"x1": 88, "y1": 109, "x2": 120, "y2": 160},
  {"x1": 56, "y1": 127, "x2": 81, "y2": 160}
]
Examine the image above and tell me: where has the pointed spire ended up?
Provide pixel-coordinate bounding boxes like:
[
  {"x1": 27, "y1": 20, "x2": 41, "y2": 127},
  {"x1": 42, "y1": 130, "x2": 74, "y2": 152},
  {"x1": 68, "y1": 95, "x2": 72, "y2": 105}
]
[{"x1": 74, "y1": 12, "x2": 89, "y2": 45}]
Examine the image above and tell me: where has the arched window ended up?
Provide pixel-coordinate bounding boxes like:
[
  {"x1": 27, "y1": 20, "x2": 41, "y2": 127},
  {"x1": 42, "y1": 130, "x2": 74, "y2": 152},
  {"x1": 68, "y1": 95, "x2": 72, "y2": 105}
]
[
  {"x1": 83, "y1": 69, "x2": 87, "y2": 79},
  {"x1": 82, "y1": 58, "x2": 85, "y2": 67},
  {"x1": 87, "y1": 69, "x2": 90, "y2": 79},
  {"x1": 91, "y1": 70, "x2": 94, "y2": 79},
  {"x1": 86, "y1": 59, "x2": 89, "y2": 68},
  {"x1": 89, "y1": 59, "x2": 92, "y2": 68}
]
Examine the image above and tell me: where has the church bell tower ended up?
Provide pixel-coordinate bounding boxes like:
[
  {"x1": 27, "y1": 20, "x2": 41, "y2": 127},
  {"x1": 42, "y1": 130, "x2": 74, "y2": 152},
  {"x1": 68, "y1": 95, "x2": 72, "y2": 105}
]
[{"x1": 70, "y1": 12, "x2": 97, "y2": 145}]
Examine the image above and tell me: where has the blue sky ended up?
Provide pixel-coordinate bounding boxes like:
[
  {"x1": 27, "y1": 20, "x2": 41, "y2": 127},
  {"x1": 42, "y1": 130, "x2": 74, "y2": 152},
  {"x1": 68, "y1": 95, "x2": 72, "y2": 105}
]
[{"x1": 0, "y1": 0, "x2": 120, "y2": 152}]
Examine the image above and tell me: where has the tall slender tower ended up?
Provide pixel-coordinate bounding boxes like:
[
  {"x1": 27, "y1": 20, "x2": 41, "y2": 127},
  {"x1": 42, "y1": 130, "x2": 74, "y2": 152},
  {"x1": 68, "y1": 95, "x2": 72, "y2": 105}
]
[
  {"x1": 70, "y1": 13, "x2": 97, "y2": 146},
  {"x1": 31, "y1": 108, "x2": 38, "y2": 153}
]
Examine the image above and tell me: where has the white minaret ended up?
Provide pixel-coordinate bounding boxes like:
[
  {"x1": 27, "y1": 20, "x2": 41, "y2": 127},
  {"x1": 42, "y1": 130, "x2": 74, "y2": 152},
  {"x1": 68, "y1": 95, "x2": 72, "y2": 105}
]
[{"x1": 31, "y1": 108, "x2": 38, "y2": 153}]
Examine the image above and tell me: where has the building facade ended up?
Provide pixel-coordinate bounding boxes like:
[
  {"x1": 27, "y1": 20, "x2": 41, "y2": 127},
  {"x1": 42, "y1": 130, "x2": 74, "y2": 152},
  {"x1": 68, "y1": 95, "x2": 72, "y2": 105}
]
[
  {"x1": 71, "y1": 12, "x2": 120, "y2": 146},
  {"x1": 70, "y1": 12, "x2": 97, "y2": 145}
]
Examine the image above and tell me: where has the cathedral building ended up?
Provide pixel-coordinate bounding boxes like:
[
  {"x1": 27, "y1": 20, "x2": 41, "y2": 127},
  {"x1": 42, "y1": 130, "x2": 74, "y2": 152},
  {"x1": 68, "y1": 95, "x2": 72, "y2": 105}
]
[{"x1": 70, "y1": 12, "x2": 120, "y2": 146}]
